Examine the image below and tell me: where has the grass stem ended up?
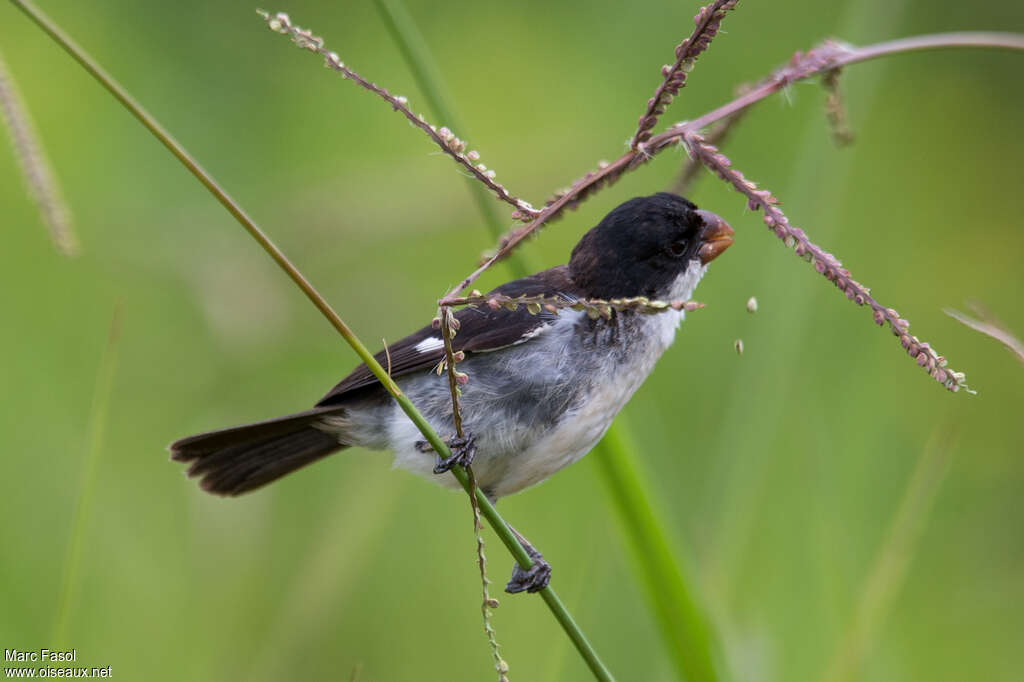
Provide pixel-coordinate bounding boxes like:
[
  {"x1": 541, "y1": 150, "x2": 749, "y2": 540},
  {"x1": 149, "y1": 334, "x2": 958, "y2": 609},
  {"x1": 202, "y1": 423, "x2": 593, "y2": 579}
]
[{"x1": 8, "y1": 1, "x2": 613, "y2": 678}]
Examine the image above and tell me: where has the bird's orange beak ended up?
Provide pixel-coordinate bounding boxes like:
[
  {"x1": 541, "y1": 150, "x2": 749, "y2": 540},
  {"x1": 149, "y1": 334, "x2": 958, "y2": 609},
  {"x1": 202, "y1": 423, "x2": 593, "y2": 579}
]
[{"x1": 695, "y1": 210, "x2": 734, "y2": 265}]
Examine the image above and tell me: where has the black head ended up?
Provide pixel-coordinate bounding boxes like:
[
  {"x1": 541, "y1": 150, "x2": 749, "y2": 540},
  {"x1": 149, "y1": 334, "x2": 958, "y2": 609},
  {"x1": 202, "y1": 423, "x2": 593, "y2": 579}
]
[{"x1": 568, "y1": 192, "x2": 733, "y2": 299}]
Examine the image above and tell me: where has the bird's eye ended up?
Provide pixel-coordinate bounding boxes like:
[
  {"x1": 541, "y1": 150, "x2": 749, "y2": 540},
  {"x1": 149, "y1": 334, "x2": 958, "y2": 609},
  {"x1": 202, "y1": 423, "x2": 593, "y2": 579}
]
[{"x1": 668, "y1": 239, "x2": 688, "y2": 257}]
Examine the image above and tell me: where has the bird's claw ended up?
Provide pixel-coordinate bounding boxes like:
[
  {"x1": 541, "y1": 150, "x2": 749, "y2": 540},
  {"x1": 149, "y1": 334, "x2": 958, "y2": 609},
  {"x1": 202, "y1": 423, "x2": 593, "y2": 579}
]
[
  {"x1": 505, "y1": 550, "x2": 551, "y2": 594},
  {"x1": 428, "y1": 432, "x2": 477, "y2": 474}
]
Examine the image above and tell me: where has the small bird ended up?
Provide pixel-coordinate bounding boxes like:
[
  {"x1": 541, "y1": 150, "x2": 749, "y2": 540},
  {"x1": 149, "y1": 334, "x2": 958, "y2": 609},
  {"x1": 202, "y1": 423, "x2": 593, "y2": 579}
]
[{"x1": 170, "y1": 192, "x2": 733, "y2": 593}]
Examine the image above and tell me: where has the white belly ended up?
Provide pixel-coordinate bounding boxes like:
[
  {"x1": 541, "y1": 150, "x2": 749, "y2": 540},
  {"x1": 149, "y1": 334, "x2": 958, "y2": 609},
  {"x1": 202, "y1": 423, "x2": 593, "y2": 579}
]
[{"x1": 385, "y1": 263, "x2": 705, "y2": 499}]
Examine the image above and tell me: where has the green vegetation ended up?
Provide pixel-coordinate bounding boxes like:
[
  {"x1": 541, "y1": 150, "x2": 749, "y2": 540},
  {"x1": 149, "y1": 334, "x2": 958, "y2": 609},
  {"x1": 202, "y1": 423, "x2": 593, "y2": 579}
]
[{"x1": 1, "y1": 1, "x2": 1022, "y2": 680}]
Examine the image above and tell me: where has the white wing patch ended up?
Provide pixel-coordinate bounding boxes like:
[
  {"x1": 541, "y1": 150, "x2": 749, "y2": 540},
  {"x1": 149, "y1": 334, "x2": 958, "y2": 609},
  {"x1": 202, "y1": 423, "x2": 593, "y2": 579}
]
[
  {"x1": 413, "y1": 337, "x2": 446, "y2": 353},
  {"x1": 518, "y1": 324, "x2": 550, "y2": 342},
  {"x1": 471, "y1": 319, "x2": 553, "y2": 353}
]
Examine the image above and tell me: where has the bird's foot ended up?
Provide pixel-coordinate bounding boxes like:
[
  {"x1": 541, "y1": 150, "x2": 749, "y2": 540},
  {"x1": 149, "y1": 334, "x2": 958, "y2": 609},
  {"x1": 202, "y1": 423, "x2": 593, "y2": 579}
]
[
  {"x1": 433, "y1": 432, "x2": 476, "y2": 473},
  {"x1": 505, "y1": 546, "x2": 551, "y2": 594},
  {"x1": 415, "y1": 432, "x2": 477, "y2": 474}
]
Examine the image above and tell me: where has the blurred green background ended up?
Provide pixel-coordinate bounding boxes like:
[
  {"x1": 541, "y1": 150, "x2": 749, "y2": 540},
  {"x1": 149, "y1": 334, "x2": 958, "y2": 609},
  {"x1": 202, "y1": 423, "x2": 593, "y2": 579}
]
[{"x1": 2, "y1": 0, "x2": 1022, "y2": 680}]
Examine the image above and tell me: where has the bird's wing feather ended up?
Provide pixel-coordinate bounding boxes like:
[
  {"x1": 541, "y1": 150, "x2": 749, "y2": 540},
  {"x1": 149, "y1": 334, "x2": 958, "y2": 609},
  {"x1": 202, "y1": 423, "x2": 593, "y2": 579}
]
[{"x1": 315, "y1": 266, "x2": 579, "y2": 406}]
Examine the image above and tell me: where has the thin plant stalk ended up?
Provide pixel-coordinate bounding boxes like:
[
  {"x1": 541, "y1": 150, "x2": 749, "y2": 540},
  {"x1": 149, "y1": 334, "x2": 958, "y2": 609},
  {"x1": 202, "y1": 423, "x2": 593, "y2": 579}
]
[
  {"x1": 7, "y1": 1, "x2": 613, "y2": 679},
  {"x1": 660, "y1": 34, "x2": 1024, "y2": 144},
  {"x1": 682, "y1": 131, "x2": 971, "y2": 392},
  {"x1": 437, "y1": 32, "x2": 1023, "y2": 395},
  {"x1": 945, "y1": 306, "x2": 1024, "y2": 365},
  {"x1": 263, "y1": 8, "x2": 1021, "y2": 395},
  {"x1": 262, "y1": 11, "x2": 538, "y2": 219},
  {"x1": 440, "y1": 307, "x2": 509, "y2": 677},
  {"x1": 447, "y1": 32, "x2": 1024, "y2": 286},
  {"x1": 53, "y1": 306, "x2": 122, "y2": 643},
  {"x1": 671, "y1": 109, "x2": 746, "y2": 196},
  {"x1": 629, "y1": 0, "x2": 737, "y2": 150},
  {"x1": 467, "y1": 463, "x2": 508, "y2": 681}
]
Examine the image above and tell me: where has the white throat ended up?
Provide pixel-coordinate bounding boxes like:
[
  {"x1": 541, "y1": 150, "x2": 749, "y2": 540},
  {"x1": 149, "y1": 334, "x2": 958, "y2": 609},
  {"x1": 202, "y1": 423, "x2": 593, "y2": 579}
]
[{"x1": 667, "y1": 259, "x2": 708, "y2": 301}]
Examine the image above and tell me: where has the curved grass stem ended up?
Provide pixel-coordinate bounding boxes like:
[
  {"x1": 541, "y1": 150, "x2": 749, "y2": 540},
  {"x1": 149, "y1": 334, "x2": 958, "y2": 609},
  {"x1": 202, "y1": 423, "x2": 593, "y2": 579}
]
[{"x1": 7, "y1": 1, "x2": 613, "y2": 679}]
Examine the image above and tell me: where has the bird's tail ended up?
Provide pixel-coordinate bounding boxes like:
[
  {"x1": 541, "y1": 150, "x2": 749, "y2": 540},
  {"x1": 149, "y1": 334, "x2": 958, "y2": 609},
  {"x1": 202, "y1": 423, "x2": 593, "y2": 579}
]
[{"x1": 169, "y1": 409, "x2": 347, "y2": 496}]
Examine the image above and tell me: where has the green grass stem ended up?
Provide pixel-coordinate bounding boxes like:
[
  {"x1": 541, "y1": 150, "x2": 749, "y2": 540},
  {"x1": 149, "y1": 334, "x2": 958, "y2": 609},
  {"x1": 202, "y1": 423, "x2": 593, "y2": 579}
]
[{"x1": 9, "y1": 1, "x2": 613, "y2": 678}]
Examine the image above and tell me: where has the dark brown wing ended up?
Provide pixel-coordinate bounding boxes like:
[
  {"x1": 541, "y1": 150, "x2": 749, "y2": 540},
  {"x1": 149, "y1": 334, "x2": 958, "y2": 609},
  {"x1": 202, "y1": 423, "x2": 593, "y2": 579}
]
[{"x1": 315, "y1": 266, "x2": 578, "y2": 406}]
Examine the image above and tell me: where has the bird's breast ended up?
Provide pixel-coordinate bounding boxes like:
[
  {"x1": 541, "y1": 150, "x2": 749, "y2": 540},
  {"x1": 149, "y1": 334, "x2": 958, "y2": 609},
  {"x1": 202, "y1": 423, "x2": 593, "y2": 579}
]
[{"x1": 483, "y1": 308, "x2": 685, "y2": 497}]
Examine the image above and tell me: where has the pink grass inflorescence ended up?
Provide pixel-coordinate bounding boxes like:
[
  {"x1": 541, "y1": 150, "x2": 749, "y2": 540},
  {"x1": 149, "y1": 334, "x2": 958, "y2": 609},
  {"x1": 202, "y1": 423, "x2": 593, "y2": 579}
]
[
  {"x1": 261, "y1": 7, "x2": 1024, "y2": 392},
  {"x1": 682, "y1": 131, "x2": 970, "y2": 392},
  {"x1": 261, "y1": 11, "x2": 539, "y2": 221}
]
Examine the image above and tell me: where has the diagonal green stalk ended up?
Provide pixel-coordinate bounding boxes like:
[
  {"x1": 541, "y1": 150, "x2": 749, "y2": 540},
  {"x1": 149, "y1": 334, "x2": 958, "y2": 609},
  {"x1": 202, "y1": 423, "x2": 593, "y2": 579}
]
[
  {"x1": 375, "y1": 3, "x2": 723, "y2": 679},
  {"x1": 7, "y1": 1, "x2": 613, "y2": 679},
  {"x1": 53, "y1": 306, "x2": 122, "y2": 644}
]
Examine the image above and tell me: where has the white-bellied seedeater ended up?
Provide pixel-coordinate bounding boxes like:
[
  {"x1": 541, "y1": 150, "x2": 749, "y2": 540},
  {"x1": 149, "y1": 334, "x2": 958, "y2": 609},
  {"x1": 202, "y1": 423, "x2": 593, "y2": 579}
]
[{"x1": 170, "y1": 192, "x2": 733, "y2": 592}]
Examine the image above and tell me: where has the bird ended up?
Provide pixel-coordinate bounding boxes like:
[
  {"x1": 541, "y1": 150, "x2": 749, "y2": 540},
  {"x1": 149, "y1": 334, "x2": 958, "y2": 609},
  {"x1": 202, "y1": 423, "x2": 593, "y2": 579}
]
[{"x1": 170, "y1": 191, "x2": 733, "y2": 593}]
